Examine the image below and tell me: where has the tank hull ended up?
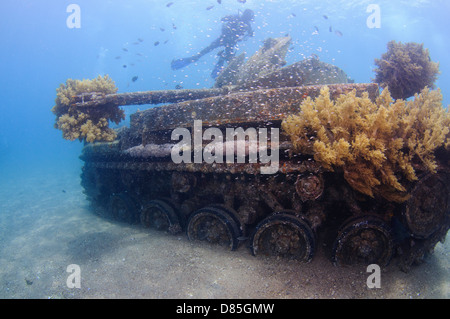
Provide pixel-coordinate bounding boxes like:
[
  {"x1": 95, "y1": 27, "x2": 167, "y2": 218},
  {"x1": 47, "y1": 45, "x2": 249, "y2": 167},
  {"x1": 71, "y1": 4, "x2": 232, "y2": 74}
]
[{"x1": 79, "y1": 83, "x2": 450, "y2": 271}]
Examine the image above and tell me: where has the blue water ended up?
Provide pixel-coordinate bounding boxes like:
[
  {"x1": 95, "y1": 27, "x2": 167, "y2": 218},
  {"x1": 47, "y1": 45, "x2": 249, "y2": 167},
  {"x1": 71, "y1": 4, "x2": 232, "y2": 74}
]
[{"x1": 0, "y1": 0, "x2": 449, "y2": 298}]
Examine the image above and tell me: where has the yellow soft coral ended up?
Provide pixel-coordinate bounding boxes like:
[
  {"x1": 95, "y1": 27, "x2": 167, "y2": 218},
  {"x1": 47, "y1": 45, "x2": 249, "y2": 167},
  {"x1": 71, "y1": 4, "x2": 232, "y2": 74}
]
[
  {"x1": 52, "y1": 75, "x2": 124, "y2": 142},
  {"x1": 282, "y1": 86, "x2": 450, "y2": 202}
]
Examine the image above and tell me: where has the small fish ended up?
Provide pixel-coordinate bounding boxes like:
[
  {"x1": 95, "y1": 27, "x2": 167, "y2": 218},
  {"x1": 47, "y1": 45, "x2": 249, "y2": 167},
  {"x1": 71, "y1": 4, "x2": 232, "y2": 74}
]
[
  {"x1": 115, "y1": 56, "x2": 121, "y2": 59},
  {"x1": 314, "y1": 26, "x2": 319, "y2": 32},
  {"x1": 62, "y1": 190, "x2": 66, "y2": 193},
  {"x1": 122, "y1": 48, "x2": 128, "y2": 52},
  {"x1": 160, "y1": 27, "x2": 165, "y2": 32},
  {"x1": 175, "y1": 84, "x2": 183, "y2": 89},
  {"x1": 206, "y1": 5, "x2": 214, "y2": 10},
  {"x1": 132, "y1": 42, "x2": 140, "y2": 45},
  {"x1": 217, "y1": 0, "x2": 221, "y2": 4},
  {"x1": 132, "y1": 76, "x2": 138, "y2": 82},
  {"x1": 164, "y1": 40, "x2": 169, "y2": 44},
  {"x1": 166, "y1": 2, "x2": 174, "y2": 7},
  {"x1": 237, "y1": 0, "x2": 246, "y2": 3},
  {"x1": 136, "y1": 52, "x2": 143, "y2": 56},
  {"x1": 290, "y1": 13, "x2": 297, "y2": 17},
  {"x1": 138, "y1": 38, "x2": 144, "y2": 42},
  {"x1": 172, "y1": 23, "x2": 177, "y2": 30},
  {"x1": 329, "y1": 26, "x2": 333, "y2": 32},
  {"x1": 154, "y1": 41, "x2": 160, "y2": 46},
  {"x1": 123, "y1": 65, "x2": 127, "y2": 68},
  {"x1": 335, "y1": 30, "x2": 343, "y2": 37},
  {"x1": 323, "y1": 15, "x2": 328, "y2": 19}
]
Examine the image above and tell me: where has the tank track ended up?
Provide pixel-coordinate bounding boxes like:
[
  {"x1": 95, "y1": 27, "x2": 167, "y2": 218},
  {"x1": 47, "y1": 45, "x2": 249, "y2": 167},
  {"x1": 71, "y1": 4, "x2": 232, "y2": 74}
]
[{"x1": 80, "y1": 144, "x2": 449, "y2": 271}]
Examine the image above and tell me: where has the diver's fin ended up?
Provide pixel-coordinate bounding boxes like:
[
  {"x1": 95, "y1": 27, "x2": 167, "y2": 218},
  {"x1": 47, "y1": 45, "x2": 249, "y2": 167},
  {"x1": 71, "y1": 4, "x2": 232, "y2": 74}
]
[{"x1": 171, "y1": 57, "x2": 193, "y2": 70}]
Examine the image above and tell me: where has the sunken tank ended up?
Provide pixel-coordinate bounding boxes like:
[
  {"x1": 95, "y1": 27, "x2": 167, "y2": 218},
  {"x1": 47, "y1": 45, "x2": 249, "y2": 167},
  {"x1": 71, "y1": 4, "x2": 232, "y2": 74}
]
[{"x1": 68, "y1": 37, "x2": 449, "y2": 271}]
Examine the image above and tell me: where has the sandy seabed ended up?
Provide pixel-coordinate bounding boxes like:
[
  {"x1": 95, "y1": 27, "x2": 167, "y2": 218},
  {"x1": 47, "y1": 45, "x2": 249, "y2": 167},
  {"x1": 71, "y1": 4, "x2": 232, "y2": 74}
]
[{"x1": 0, "y1": 168, "x2": 448, "y2": 299}]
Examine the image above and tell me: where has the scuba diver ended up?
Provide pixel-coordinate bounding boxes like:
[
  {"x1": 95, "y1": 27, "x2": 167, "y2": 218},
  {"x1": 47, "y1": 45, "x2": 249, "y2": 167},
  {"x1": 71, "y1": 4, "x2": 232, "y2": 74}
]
[{"x1": 171, "y1": 9, "x2": 255, "y2": 78}]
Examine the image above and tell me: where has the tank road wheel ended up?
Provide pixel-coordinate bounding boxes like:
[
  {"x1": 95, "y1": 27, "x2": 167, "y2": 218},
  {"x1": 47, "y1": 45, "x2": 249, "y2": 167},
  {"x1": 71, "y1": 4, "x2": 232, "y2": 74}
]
[
  {"x1": 140, "y1": 199, "x2": 182, "y2": 234},
  {"x1": 332, "y1": 215, "x2": 394, "y2": 267},
  {"x1": 403, "y1": 172, "x2": 450, "y2": 239},
  {"x1": 186, "y1": 206, "x2": 241, "y2": 251},
  {"x1": 250, "y1": 212, "x2": 315, "y2": 262},
  {"x1": 109, "y1": 193, "x2": 140, "y2": 224}
]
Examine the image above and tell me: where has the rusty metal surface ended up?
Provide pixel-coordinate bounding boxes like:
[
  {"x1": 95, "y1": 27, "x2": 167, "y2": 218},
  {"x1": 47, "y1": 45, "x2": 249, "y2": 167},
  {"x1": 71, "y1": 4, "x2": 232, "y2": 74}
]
[
  {"x1": 84, "y1": 159, "x2": 322, "y2": 176},
  {"x1": 130, "y1": 83, "x2": 379, "y2": 134},
  {"x1": 80, "y1": 140, "x2": 120, "y2": 159}
]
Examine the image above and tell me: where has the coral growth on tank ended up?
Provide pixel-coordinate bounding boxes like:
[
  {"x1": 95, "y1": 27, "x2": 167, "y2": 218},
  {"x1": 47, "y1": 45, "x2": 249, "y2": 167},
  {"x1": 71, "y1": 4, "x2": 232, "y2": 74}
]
[
  {"x1": 282, "y1": 86, "x2": 450, "y2": 202},
  {"x1": 373, "y1": 41, "x2": 440, "y2": 100},
  {"x1": 51, "y1": 75, "x2": 124, "y2": 142}
]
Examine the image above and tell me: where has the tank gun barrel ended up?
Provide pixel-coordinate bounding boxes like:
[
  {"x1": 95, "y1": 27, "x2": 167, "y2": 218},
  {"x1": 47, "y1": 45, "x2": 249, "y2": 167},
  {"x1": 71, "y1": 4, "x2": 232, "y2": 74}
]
[{"x1": 71, "y1": 87, "x2": 233, "y2": 108}]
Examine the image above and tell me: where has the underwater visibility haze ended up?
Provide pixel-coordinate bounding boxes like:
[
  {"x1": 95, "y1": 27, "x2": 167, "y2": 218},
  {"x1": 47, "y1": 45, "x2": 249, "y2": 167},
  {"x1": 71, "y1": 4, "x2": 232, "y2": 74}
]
[{"x1": 0, "y1": 0, "x2": 449, "y2": 299}]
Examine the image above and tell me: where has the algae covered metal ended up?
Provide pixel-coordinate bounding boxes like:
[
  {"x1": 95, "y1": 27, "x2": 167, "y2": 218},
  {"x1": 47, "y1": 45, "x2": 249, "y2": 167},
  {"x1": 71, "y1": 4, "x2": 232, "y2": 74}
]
[{"x1": 61, "y1": 37, "x2": 449, "y2": 271}]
